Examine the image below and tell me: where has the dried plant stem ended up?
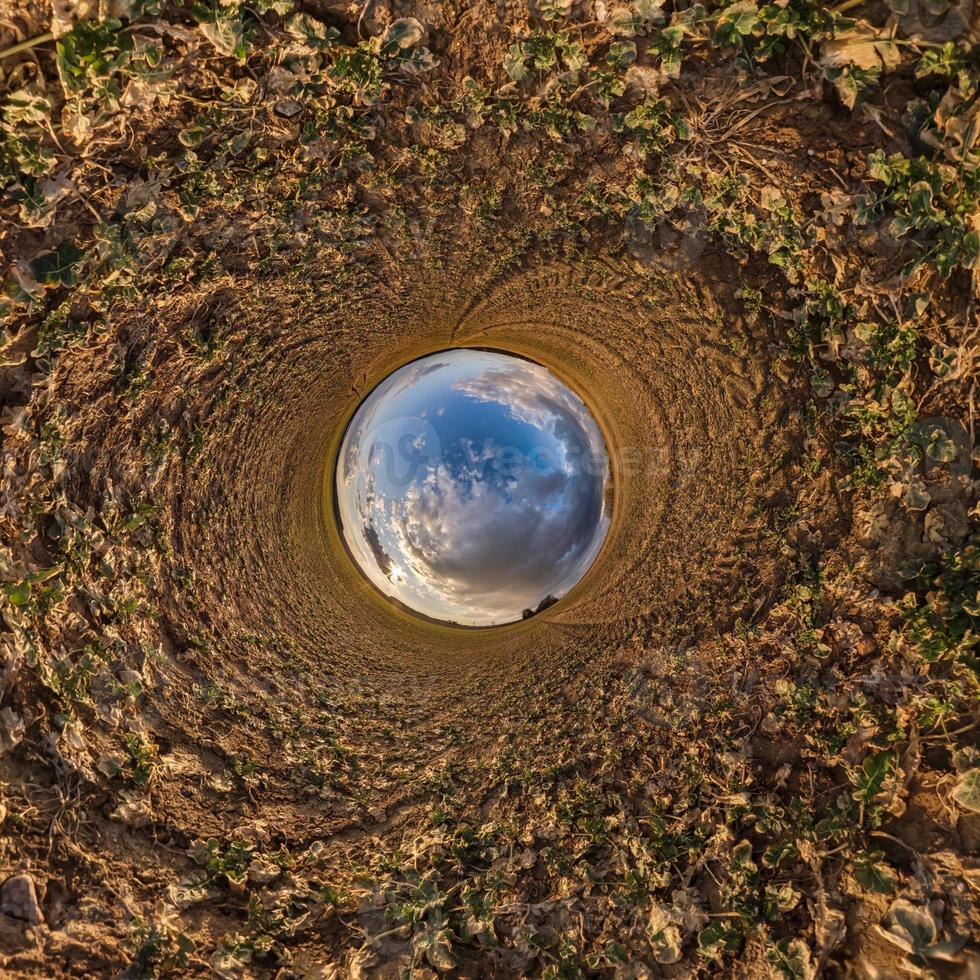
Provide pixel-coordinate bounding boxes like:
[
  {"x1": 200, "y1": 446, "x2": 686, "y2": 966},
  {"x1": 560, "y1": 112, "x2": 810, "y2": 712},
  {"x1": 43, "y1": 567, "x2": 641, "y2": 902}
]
[{"x1": 0, "y1": 31, "x2": 54, "y2": 61}]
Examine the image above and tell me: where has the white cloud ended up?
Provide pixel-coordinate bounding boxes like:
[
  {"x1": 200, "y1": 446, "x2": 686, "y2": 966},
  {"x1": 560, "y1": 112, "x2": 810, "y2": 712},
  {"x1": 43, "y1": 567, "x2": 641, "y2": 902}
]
[
  {"x1": 338, "y1": 354, "x2": 609, "y2": 624},
  {"x1": 384, "y1": 454, "x2": 604, "y2": 620}
]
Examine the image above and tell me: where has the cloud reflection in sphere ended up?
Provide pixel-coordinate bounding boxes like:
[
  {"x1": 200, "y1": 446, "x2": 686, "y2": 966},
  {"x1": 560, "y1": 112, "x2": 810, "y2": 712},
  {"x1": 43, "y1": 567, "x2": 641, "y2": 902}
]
[{"x1": 336, "y1": 350, "x2": 610, "y2": 626}]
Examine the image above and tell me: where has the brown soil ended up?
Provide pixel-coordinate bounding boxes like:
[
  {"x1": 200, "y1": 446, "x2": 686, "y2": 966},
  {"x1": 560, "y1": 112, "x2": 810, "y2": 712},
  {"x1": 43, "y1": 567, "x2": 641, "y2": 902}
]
[{"x1": 1, "y1": 0, "x2": 978, "y2": 977}]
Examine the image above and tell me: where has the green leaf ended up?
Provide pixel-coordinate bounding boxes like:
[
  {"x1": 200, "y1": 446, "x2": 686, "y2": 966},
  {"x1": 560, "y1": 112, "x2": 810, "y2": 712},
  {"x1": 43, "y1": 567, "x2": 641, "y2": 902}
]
[
  {"x1": 608, "y1": 8, "x2": 640, "y2": 36},
  {"x1": 767, "y1": 938, "x2": 815, "y2": 980},
  {"x1": 2, "y1": 89, "x2": 51, "y2": 127},
  {"x1": 868, "y1": 150, "x2": 908, "y2": 185},
  {"x1": 55, "y1": 19, "x2": 132, "y2": 98},
  {"x1": 730, "y1": 839, "x2": 757, "y2": 876},
  {"x1": 827, "y1": 64, "x2": 882, "y2": 110},
  {"x1": 381, "y1": 18, "x2": 425, "y2": 55},
  {"x1": 698, "y1": 921, "x2": 742, "y2": 960},
  {"x1": 561, "y1": 40, "x2": 588, "y2": 72},
  {"x1": 607, "y1": 40, "x2": 637, "y2": 70},
  {"x1": 30, "y1": 244, "x2": 84, "y2": 288},
  {"x1": 952, "y1": 769, "x2": 980, "y2": 812},
  {"x1": 633, "y1": 0, "x2": 666, "y2": 21},
  {"x1": 285, "y1": 13, "x2": 339, "y2": 49},
  {"x1": 538, "y1": 0, "x2": 574, "y2": 20},
  {"x1": 907, "y1": 180, "x2": 939, "y2": 221},
  {"x1": 179, "y1": 125, "x2": 208, "y2": 148},
  {"x1": 765, "y1": 882, "x2": 801, "y2": 917},
  {"x1": 924, "y1": 427, "x2": 957, "y2": 463},
  {"x1": 1, "y1": 270, "x2": 34, "y2": 306},
  {"x1": 915, "y1": 41, "x2": 964, "y2": 79},
  {"x1": 715, "y1": 1, "x2": 760, "y2": 44},
  {"x1": 960, "y1": 231, "x2": 979, "y2": 269},
  {"x1": 191, "y1": 3, "x2": 250, "y2": 62},
  {"x1": 832, "y1": 70, "x2": 859, "y2": 110},
  {"x1": 852, "y1": 749, "x2": 895, "y2": 804},
  {"x1": 413, "y1": 921, "x2": 457, "y2": 971},
  {"x1": 854, "y1": 851, "x2": 898, "y2": 894},
  {"x1": 503, "y1": 43, "x2": 529, "y2": 82},
  {"x1": 3, "y1": 580, "x2": 31, "y2": 606}
]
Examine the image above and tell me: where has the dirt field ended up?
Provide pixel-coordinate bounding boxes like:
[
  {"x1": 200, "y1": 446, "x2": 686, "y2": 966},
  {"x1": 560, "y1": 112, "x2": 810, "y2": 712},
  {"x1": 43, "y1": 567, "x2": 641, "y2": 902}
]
[{"x1": 1, "y1": 0, "x2": 978, "y2": 976}]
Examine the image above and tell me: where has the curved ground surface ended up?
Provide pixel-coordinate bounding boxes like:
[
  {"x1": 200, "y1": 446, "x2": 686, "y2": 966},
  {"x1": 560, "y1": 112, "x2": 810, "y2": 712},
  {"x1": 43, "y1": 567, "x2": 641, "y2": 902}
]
[{"x1": 1, "y1": 1, "x2": 978, "y2": 977}]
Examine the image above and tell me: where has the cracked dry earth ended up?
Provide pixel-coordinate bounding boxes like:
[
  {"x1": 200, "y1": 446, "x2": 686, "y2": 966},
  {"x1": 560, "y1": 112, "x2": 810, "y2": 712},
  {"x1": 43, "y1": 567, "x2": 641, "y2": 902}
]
[{"x1": 1, "y1": 0, "x2": 979, "y2": 977}]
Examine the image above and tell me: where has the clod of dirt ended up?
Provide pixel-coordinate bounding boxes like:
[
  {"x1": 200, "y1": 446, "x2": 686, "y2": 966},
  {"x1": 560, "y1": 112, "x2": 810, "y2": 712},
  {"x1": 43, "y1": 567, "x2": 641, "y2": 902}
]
[{"x1": 0, "y1": 875, "x2": 42, "y2": 926}]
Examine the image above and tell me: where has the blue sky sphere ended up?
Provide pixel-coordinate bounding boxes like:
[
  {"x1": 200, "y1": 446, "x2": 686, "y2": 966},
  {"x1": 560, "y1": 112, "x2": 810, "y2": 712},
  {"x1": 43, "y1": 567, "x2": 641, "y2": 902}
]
[{"x1": 336, "y1": 350, "x2": 610, "y2": 625}]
